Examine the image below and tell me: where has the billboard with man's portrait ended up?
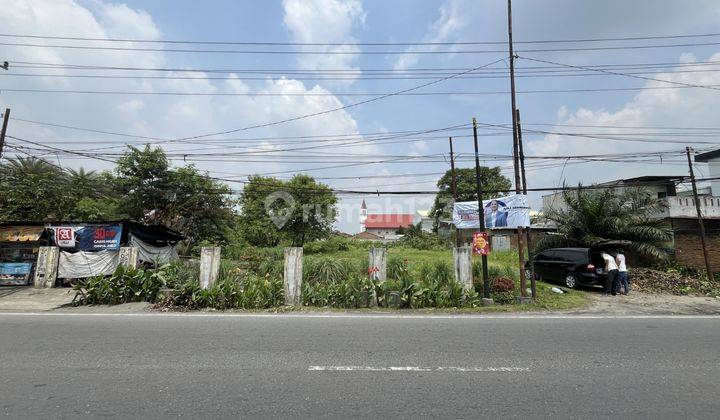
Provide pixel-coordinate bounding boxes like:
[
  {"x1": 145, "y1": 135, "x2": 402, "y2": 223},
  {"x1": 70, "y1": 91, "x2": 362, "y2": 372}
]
[{"x1": 452, "y1": 194, "x2": 530, "y2": 229}]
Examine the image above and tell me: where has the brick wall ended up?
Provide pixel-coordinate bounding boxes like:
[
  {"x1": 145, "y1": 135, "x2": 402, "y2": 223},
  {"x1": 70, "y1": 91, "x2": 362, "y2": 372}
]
[{"x1": 674, "y1": 233, "x2": 720, "y2": 271}]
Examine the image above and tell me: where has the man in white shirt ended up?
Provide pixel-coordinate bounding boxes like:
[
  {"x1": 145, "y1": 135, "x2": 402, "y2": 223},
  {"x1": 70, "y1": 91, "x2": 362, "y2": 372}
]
[
  {"x1": 601, "y1": 252, "x2": 619, "y2": 296},
  {"x1": 616, "y1": 251, "x2": 629, "y2": 294}
]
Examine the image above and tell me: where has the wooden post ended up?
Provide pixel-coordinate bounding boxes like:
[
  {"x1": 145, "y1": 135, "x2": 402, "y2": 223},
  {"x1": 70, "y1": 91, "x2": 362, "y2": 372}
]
[
  {"x1": 453, "y1": 245, "x2": 473, "y2": 292},
  {"x1": 33, "y1": 246, "x2": 59, "y2": 288},
  {"x1": 449, "y1": 137, "x2": 461, "y2": 247},
  {"x1": 472, "y1": 118, "x2": 492, "y2": 303},
  {"x1": 685, "y1": 147, "x2": 714, "y2": 279},
  {"x1": 283, "y1": 247, "x2": 303, "y2": 306},
  {"x1": 0, "y1": 108, "x2": 9, "y2": 160},
  {"x1": 516, "y1": 109, "x2": 536, "y2": 299},
  {"x1": 199, "y1": 246, "x2": 221, "y2": 290}
]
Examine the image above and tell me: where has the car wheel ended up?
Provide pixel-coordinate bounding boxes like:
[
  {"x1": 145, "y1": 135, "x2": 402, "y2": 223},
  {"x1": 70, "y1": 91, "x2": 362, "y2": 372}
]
[{"x1": 564, "y1": 274, "x2": 578, "y2": 289}]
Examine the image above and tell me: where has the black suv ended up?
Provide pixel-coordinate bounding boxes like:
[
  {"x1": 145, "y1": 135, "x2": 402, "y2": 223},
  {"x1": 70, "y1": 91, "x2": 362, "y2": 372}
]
[{"x1": 526, "y1": 247, "x2": 607, "y2": 289}]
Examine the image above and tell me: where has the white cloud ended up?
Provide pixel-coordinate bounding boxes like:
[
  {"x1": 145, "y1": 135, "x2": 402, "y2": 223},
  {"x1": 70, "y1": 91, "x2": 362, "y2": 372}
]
[
  {"x1": 394, "y1": 0, "x2": 469, "y2": 70},
  {"x1": 282, "y1": 0, "x2": 365, "y2": 82},
  {"x1": 527, "y1": 53, "x2": 720, "y2": 187}
]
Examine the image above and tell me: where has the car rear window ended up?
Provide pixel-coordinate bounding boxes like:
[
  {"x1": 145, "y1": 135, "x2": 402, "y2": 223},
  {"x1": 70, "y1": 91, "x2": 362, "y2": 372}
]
[{"x1": 555, "y1": 250, "x2": 590, "y2": 263}]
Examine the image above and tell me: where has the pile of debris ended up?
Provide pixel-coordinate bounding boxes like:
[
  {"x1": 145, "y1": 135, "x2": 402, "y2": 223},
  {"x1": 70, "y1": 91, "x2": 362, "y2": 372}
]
[{"x1": 630, "y1": 267, "x2": 720, "y2": 296}]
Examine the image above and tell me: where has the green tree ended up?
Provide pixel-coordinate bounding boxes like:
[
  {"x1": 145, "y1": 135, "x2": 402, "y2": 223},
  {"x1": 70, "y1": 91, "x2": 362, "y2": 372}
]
[
  {"x1": 431, "y1": 167, "x2": 512, "y2": 226},
  {"x1": 115, "y1": 145, "x2": 171, "y2": 221},
  {"x1": 165, "y1": 165, "x2": 235, "y2": 244},
  {"x1": 283, "y1": 174, "x2": 337, "y2": 247},
  {"x1": 237, "y1": 176, "x2": 286, "y2": 247},
  {"x1": 0, "y1": 157, "x2": 72, "y2": 221},
  {"x1": 535, "y1": 186, "x2": 672, "y2": 260},
  {"x1": 237, "y1": 174, "x2": 337, "y2": 247},
  {"x1": 115, "y1": 145, "x2": 235, "y2": 244}
]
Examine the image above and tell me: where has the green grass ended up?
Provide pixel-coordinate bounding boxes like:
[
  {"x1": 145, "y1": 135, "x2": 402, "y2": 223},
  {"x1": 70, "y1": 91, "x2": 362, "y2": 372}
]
[{"x1": 213, "y1": 245, "x2": 590, "y2": 312}]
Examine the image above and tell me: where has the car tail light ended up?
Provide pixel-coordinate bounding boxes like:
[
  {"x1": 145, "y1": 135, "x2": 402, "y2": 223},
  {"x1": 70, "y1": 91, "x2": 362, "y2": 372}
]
[{"x1": 587, "y1": 264, "x2": 595, "y2": 272}]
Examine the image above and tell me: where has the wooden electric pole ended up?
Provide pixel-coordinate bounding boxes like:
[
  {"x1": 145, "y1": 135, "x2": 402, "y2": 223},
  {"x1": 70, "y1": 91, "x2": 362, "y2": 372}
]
[
  {"x1": 685, "y1": 147, "x2": 714, "y2": 279},
  {"x1": 516, "y1": 109, "x2": 536, "y2": 299},
  {"x1": 507, "y1": 0, "x2": 528, "y2": 300},
  {"x1": 473, "y1": 118, "x2": 491, "y2": 299},
  {"x1": 449, "y1": 137, "x2": 461, "y2": 247},
  {"x1": 0, "y1": 108, "x2": 10, "y2": 160}
]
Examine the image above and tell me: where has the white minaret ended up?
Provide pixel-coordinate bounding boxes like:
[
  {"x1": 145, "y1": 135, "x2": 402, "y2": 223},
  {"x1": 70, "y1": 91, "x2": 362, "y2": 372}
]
[{"x1": 360, "y1": 199, "x2": 367, "y2": 232}]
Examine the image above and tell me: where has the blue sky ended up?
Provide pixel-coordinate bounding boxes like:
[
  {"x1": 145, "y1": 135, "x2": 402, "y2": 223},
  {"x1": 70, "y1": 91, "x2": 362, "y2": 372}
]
[{"x1": 2, "y1": 0, "x2": 720, "y2": 232}]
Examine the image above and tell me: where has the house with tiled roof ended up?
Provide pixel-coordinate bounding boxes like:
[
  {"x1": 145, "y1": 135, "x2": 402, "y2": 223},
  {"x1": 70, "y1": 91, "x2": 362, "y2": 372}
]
[{"x1": 359, "y1": 200, "x2": 416, "y2": 240}]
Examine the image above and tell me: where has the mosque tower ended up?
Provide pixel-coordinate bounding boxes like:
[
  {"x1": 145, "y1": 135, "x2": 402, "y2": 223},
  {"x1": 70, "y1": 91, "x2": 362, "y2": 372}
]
[{"x1": 360, "y1": 199, "x2": 367, "y2": 232}]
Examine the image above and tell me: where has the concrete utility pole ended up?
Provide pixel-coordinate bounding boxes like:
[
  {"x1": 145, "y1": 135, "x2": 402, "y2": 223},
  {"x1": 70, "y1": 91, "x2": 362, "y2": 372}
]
[
  {"x1": 449, "y1": 137, "x2": 461, "y2": 247},
  {"x1": 685, "y1": 147, "x2": 714, "y2": 279},
  {"x1": 507, "y1": 0, "x2": 528, "y2": 300},
  {"x1": 472, "y1": 118, "x2": 491, "y2": 300},
  {"x1": 0, "y1": 108, "x2": 10, "y2": 160}
]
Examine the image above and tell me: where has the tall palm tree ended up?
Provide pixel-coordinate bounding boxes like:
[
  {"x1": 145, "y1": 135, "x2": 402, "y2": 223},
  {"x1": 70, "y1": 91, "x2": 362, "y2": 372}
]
[{"x1": 535, "y1": 186, "x2": 672, "y2": 260}]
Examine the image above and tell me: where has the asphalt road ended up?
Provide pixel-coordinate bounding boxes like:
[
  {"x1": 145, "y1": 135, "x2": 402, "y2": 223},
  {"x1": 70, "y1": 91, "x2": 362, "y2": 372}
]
[{"x1": 1, "y1": 313, "x2": 718, "y2": 419}]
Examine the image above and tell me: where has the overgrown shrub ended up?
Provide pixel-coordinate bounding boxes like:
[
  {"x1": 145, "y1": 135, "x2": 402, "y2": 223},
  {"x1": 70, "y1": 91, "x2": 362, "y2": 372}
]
[
  {"x1": 387, "y1": 256, "x2": 409, "y2": 281},
  {"x1": 302, "y1": 273, "x2": 374, "y2": 308},
  {"x1": 73, "y1": 266, "x2": 164, "y2": 305},
  {"x1": 172, "y1": 274, "x2": 283, "y2": 310},
  {"x1": 154, "y1": 261, "x2": 199, "y2": 289},
  {"x1": 419, "y1": 260, "x2": 453, "y2": 286},
  {"x1": 304, "y1": 257, "x2": 355, "y2": 284},
  {"x1": 491, "y1": 276, "x2": 516, "y2": 304}
]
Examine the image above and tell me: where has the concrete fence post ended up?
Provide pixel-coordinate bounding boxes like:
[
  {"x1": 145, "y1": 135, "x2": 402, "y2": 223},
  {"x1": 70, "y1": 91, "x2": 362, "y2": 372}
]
[
  {"x1": 199, "y1": 247, "x2": 221, "y2": 290},
  {"x1": 453, "y1": 245, "x2": 474, "y2": 292},
  {"x1": 284, "y1": 247, "x2": 303, "y2": 306},
  {"x1": 118, "y1": 247, "x2": 139, "y2": 269},
  {"x1": 368, "y1": 248, "x2": 387, "y2": 307},
  {"x1": 34, "y1": 246, "x2": 59, "y2": 288}
]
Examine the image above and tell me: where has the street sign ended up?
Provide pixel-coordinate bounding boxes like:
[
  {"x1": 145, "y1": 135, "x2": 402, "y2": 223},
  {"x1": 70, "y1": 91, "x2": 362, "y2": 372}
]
[{"x1": 472, "y1": 231, "x2": 490, "y2": 256}]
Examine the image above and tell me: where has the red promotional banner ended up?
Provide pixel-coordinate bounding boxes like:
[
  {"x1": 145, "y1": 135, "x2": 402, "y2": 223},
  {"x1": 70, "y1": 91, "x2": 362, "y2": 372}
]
[{"x1": 472, "y1": 232, "x2": 490, "y2": 256}]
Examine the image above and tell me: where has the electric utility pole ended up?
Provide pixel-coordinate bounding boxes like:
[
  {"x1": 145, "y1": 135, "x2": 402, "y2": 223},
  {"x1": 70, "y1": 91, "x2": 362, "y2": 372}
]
[
  {"x1": 449, "y1": 137, "x2": 461, "y2": 247},
  {"x1": 507, "y1": 0, "x2": 528, "y2": 300},
  {"x1": 0, "y1": 108, "x2": 10, "y2": 160},
  {"x1": 473, "y1": 118, "x2": 491, "y2": 300},
  {"x1": 685, "y1": 147, "x2": 714, "y2": 279}
]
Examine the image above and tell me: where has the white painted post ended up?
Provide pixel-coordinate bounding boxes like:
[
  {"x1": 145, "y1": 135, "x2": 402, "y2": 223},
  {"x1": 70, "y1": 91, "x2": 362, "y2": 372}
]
[
  {"x1": 199, "y1": 247, "x2": 221, "y2": 289},
  {"x1": 453, "y1": 245, "x2": 474, "y2": 292},
  {"x1": 33, "y1": 246, "x2": 59, "y2": 288},
  {"x1": 118, "y1": 247, "x2": 139, "y2": 269},
  {"x1": 284, "y1": 247, "x2": 303, "y2": 306},
  {"x1": 368, "y1": 248, "x2": 387, "y2": 307}
]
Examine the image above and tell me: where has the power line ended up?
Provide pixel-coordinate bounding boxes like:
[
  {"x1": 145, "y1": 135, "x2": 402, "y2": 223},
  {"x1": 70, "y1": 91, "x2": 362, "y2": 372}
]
[
  {"x1": 171, "y1": 58, "x2": 506, "y2": 143},
  {"x1": 6, "y1": 85, "x2": 720, "y2": 97},
  {"x1": 4, "y1": 39, "x2": 720, "y2": 54},
  {"x1": 519, "y1": 55, "x2": 720, "y2": 92},
  {"x1": 2, "y1": 31, "x2": 720, "y2": 46}
]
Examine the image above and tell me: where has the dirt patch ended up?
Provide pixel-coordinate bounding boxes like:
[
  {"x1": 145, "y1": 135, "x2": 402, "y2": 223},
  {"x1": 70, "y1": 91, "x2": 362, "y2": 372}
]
[
  {"x1": 630, "y1": 267, "x2": 720, "y2": 296},
  {"x1": 569, "y1": 291, "x2": 720, "y2": 315}
]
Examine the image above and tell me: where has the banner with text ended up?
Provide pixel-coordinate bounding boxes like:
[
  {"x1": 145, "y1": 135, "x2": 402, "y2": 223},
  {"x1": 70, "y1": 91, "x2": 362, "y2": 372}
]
[
  {"x1": 51, "y1": 225, "x2": 123, "y2": 250},
  {"x1": 453, "y1": 194, "x2": 530, "y2": 229}
]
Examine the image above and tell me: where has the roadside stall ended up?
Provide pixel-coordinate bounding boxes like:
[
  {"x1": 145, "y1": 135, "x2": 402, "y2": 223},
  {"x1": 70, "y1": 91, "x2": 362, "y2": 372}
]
[
  {"x1": 47, "y1": 221, "x2": 184, "y2": 283},
  {"x1": 0, "y1": 224, "x2": 48, "y2": 286}
]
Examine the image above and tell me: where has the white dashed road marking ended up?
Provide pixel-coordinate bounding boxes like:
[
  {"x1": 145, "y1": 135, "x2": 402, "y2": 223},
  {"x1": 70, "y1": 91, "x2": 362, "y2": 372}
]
[{"x1": 308, "y1": 366, "x2": 530, "y2": 372}]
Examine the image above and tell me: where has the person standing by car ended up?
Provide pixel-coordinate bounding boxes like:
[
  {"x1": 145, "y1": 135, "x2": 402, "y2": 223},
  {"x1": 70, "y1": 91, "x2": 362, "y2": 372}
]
[
  {"x1": 601, "y1": 251, "x2": 619, "y2": 296},
  {"x1": 616, "y1": 251, "x2": 629, "y2": 294}
]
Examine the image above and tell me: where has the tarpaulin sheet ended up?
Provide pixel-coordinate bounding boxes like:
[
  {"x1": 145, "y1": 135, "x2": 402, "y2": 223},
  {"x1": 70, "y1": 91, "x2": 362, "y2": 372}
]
[
  {"x1": 58, "y1": 250, "x2": 119, "y2": 278},
  {"x1": 130, "y1": 236, "x2": 178, "y2": 265}
]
